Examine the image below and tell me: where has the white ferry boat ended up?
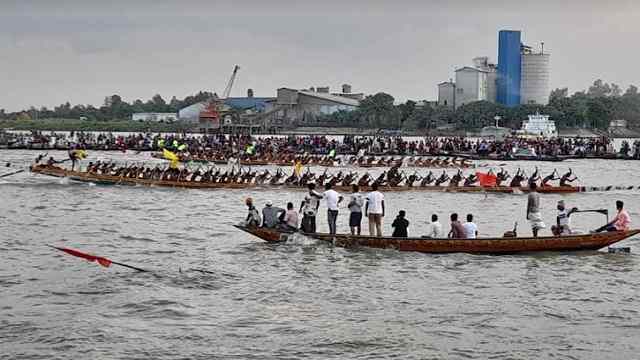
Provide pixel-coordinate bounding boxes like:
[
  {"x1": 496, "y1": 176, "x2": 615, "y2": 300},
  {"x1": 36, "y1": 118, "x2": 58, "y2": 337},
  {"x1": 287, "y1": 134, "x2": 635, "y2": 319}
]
[{"x1": 517, "y1": 112, "x2": 558, "y2": 138}]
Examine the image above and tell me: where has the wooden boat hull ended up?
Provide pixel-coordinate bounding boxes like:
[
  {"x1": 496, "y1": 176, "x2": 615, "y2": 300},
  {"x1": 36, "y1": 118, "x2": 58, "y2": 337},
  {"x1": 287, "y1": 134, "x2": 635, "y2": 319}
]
[
  {"x1": 234, "y1": 225, "x2": 640, "y2": 254},
  {"x1": 29, "y1": 164, "x2": 587, "y2": 193}
]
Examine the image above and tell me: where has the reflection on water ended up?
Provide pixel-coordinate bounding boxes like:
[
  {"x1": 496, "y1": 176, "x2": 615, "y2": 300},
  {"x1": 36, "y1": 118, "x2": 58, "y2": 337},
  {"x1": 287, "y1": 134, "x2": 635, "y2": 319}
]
[{"x1": 1, "y1": 149, "x2": 640, "y2": 359}]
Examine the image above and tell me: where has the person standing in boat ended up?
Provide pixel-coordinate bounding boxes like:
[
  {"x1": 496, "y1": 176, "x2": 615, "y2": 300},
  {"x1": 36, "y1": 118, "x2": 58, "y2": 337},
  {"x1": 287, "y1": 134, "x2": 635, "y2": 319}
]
[
  {"x1": 596, "y1": 200, "x2": 631, "y2": 232},
  {"x1": 526, "y1": 182, "x2": 545, "y2": 237},
  {"x1": 365, "y1": 182, "x2": 385, "y2": 236},
  {"x1": 244, "y1": 198, "x2": 261, "y2": 227},
  {"x1": 323, "y1": 183, "x2": 343, "y2": 235},
  {"x1": 347, "y1": 184, "x2": 364, "y2": 235},
  {"x1": 300, "y1": 183, "x2": 322, "y2": 233},
  {"x1": 391, "y1": 210, "x2": 409, "y2": 237}
]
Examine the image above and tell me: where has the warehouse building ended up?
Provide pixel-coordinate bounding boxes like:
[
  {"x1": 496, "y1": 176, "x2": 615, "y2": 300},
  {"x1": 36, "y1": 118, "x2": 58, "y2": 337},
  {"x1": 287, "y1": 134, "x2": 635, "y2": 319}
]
[{"x1": 275, "y1": 86, "x2": 359, "y2": 122}]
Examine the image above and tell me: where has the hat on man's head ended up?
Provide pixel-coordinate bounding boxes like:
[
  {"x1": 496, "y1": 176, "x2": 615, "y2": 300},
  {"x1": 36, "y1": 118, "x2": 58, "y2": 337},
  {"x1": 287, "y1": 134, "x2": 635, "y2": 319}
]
[{"x1": 266, "y1": 200, "x2": 273, "y2": 206}]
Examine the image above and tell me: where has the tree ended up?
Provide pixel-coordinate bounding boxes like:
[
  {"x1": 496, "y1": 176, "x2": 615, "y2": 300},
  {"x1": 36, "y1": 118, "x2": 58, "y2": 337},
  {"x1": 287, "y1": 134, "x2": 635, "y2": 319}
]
[
  {"x1": 549, "y1": 87, "x2": 568, "y2": 107},
  {"x1": 624, "y1": 85, "x2": 638, "y2": 97},
  {"x1": 455, "y1": 101, "x2": 506, "y2": 129},
  {"x1": 584, "y1": 96, "x2": 616, "y2": 129},
  {"x1": 358, "y1": 92, "x2": 400, "y2": 128},
  {"x1": 397, "y1": 100, "x2": 416, "y2": 125},
  {"x1": 403, "y1": 104, "x2": 433, "y2": 130},
  {"x1": 588, "y1": 79, "x2": 611, "y2": 98},
  {"x1": 151, "y1": 94, "x2": 166, "y2": 109}
]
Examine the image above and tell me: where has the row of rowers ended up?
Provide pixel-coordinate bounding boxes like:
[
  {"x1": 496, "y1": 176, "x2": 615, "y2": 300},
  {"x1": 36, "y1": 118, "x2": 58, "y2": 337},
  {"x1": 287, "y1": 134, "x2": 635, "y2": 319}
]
[
  {"x1": 72, "y1": 160, "x2": 578, "y2": 188},
  {"x1": 244, "y1": 182, "x2": 632, "y2": 238}
]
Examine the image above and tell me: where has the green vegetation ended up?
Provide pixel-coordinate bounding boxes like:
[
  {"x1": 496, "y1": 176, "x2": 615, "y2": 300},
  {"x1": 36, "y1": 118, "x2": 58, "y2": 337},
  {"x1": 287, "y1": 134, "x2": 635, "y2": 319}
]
[
  {"x1": 0, "y1": 91, "x2": 214, "y2": 123},
  {"x1": 0, "y1": 118, "x2": 194, "y2": 132}
]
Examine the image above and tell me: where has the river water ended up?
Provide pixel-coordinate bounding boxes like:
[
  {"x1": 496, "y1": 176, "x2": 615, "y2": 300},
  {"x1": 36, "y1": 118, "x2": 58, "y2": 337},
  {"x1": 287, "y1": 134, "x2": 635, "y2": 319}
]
[{"x1": 1, "y1": 150, "x2": 639, "y2": 359}]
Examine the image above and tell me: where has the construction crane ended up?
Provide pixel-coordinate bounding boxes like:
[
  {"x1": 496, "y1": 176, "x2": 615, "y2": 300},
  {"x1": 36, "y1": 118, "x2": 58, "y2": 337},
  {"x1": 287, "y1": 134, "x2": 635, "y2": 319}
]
[
  {"x1": 222, "y1": 65, "x2": 240, "y2": 99},
  {"x1": 199, "y1": 65, "x2": 240, "y2": 131}
]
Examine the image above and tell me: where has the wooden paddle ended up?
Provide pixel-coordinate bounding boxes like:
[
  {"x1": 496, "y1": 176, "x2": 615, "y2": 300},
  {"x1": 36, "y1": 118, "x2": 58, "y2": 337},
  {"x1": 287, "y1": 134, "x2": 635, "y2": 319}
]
[{"x1": 0, "y1": 169, "x2": 25, "y2": 178}]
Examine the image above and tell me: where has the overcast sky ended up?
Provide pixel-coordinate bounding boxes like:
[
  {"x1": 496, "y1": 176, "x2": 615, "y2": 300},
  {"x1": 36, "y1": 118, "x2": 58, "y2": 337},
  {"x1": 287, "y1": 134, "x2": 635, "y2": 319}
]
[{"x1": 1, "y1": 0, "x2": 638, "y2": 111}]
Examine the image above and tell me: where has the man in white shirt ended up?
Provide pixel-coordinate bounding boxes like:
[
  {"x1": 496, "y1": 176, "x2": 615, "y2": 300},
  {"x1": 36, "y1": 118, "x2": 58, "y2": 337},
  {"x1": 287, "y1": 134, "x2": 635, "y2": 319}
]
[
  {"x1": 365, "y1": 183, "x2": 385, "y2": 236},
  {"x1": 552, "y1": 200, "x2": 576, "y2": 235},
  {"x1": 424, "y1": 214, "x2": 444, "y2": 238},
  {"x1": 462, "y1": 213, "x2": 478, "y2": 239},
  {"x1": 299, "y1": 183, "x2": 323, "y2": 233},
  {"x1": 323, "y1": 183, "x2": 343, "y2": 234}
]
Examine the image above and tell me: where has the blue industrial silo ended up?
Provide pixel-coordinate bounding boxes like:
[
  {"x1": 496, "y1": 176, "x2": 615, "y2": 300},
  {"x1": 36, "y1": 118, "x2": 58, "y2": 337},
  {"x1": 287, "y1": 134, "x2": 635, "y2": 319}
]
[{"x1": 497, "y1": 30, "x2": 522, "y2": 107}]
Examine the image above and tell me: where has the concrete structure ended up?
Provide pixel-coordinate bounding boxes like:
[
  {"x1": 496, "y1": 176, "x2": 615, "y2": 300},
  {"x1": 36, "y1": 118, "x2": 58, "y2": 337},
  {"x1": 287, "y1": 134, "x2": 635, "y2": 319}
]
[
  {"x1": 331, "y1": 83, "x2": 365, "y2": 101},
  {"x1": 275, "y1": 88, "x2": 359, "y2": 123},
  {"x1": 131, "y1": 112, "x2": 177, "y2": 122},
  {"x1": 520, "y1": 53, "x2": 550, "y2": 105},
  {"x1": 473, "y1": 57, "x2": 498, "y2": 103},
  {"x1": 454, "y1": 67, "x2": 488, "y2": 108},
  {"x1": 497, "y1": 30, "x2": 522, "y2": 107},
  {"x1": 437, "y1": 81, "x2": 456, "y2": 108}
]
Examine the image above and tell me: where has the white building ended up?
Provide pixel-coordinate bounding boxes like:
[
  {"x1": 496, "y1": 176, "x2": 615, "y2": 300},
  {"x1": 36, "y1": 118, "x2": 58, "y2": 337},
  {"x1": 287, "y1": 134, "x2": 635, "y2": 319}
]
[
  {"x1": 454, "y1": 67, "x2": 488, "y2": 108},
  {"x1": 520, "y1": 53, "x2": 550, "y2": 105},
  {"x1": 473, "y1": 57, "x2": 498, "y2": 103},
  {"x1": 131, "y1": 112, "x2": 177, "y2": 122},
  {"x1": 437, "y1": 81, "x2": 456, "y2": 108}
]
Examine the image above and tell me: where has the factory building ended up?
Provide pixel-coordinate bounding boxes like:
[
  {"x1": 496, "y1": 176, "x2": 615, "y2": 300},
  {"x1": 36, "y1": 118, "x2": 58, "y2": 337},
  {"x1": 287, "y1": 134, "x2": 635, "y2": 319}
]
[
  {"x1": 437, "y1": 30, "x2": 550, "y2": 108},
  {"x1": 497, "y1": 30, "x2": 522, "y2": 107},
  {"x1": 275, "y1": 86, "x2": 360, "y2": 123},
  {"x1": 437, "y1": 81, "x2": 455, "y2": 108},
  {"x1": 473, "y1": 57, "x2": 497, "y2": 103},
  {"x1": 454, "y1": 67, "x2": 488, "y2": 108}
]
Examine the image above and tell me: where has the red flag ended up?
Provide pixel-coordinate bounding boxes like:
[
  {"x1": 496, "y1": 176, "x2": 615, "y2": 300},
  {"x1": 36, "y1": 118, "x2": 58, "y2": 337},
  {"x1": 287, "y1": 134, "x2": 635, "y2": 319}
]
[
  {"x1": 48, "y1": 245, "x2": 147, "y2": 272},
  {"x1": 53, "y1": 246, "x2": 112, "y2": 268},
  {"x1": 476, "y1": 172, "x2": 497, "y2": 187}
]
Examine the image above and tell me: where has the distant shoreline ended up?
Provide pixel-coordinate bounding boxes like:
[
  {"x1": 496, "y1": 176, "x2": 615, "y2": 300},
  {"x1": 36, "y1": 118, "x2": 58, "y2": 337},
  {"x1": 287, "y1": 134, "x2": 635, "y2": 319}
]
[{"x1": 1, "y1": 119, "x2": 639, "y2": 139}]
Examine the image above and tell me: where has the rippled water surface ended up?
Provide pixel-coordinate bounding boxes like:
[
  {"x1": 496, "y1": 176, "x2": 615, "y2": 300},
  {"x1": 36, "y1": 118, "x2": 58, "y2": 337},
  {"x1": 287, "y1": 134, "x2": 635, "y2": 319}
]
[{"x1": 2, "y1": 150, "x2": 640, "y2": 359}]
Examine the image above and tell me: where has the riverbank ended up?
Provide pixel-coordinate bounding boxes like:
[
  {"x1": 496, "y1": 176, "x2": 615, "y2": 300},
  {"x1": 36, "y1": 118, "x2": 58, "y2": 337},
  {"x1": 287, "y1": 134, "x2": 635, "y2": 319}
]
[
  {"x1": 0, "y1": 119, "x2": 192, "y2": 133},
  {"x1": 2, "y1": 119, "x2": 639, "y2": 138}
]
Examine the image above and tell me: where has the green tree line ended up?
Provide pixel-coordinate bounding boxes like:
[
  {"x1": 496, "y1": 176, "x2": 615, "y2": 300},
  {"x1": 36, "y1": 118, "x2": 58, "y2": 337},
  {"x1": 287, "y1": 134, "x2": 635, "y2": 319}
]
[
  {"x1": 2, "y1": 79, "x2": 639, "y2": 131},
  {"x1": 0, "y1": 91, "x2": 215, "y2": 122}
]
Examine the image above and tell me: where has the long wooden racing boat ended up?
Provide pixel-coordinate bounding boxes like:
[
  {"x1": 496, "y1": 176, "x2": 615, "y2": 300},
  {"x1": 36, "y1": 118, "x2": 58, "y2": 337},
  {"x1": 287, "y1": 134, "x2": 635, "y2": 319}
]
[
  {"x1": 234, "y1": 225, "x2": 640, "y2": 254},
  {"x1": 28, "y1": 164, "x2": 598, "y2": 194}
]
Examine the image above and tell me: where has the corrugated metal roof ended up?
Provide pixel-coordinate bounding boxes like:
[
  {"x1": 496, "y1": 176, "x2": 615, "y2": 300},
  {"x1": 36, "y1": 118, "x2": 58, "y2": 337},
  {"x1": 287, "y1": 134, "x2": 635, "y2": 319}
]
[
  {"x1": 224, "y1": 97, "x2": 275, "y2": 111},
  {"x1": 455, "y1": 66, "x2": 488, "y2": 73},
  {"x1": 298, "y1": 90, "x2": 360, "y2": 106}
]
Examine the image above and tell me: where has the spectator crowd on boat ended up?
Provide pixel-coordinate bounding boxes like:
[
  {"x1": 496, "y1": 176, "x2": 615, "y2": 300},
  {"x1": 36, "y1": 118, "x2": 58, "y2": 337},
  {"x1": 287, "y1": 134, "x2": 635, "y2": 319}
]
[
  {"x1": 5, "y1": 130, "x2": 640, "y2": 159},
  {"x1": 244, "y1": 182, "x2": 631, "y2": 240}
]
